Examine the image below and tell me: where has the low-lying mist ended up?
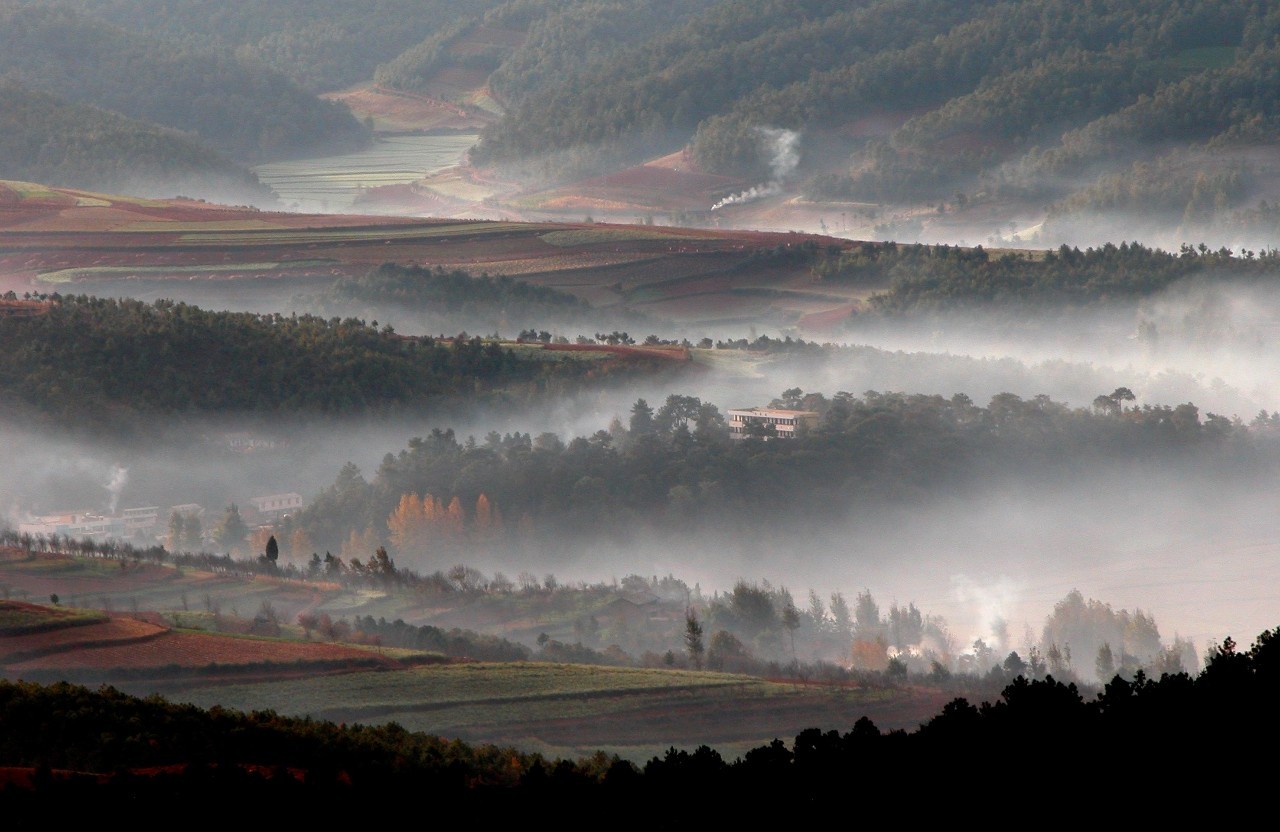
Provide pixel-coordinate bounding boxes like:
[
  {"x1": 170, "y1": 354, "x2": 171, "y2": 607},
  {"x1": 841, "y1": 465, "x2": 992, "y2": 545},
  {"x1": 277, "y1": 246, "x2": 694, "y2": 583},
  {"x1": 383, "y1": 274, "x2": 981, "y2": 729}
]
[{"x1": 12, "y1": 260, "x2": 1280, "y2": 669}]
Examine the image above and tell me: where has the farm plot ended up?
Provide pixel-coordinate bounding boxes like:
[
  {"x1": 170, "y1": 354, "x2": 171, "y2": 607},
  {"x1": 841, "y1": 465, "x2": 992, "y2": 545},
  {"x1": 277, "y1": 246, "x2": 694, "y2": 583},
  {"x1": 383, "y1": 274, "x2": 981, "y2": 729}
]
[
  {"x1": 254, "y1": 135, "x2": 479, "y2": 213},
  {"x1": 0, "y1": 615, "x2": 166, "y2": 665},
  {"x1": 3, "y1": 624, "x2": 396, "y2": 689},
  {"x1": 169, "y1": 661, "x2": 947, "y2": 763}
]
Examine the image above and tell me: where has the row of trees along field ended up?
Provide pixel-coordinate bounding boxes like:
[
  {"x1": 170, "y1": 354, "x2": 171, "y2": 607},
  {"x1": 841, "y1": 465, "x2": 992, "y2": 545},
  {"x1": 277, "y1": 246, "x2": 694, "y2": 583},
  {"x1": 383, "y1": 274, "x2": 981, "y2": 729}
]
[
  {"x1": 0, "y1": 515, "x2": 1194, "y2": 684},
  {"x1": 810, "y1": 239, "x2": 1280, "y2": 311},
  {"x1": 0, "y1": 512, "x2": 1206, "y2": 692},
  {"x1": 0, "y1": 295, "x2": 667, "y2": 429},
  {"x1": 282, "y1": 386, "x2": 1274, "y2": 558},
  {"x1": 302, "y1": 262, "x2": 643, "y2": 334},
  {"x1": 2, "y1": 625, "x2": 1277, "y2": 818}
]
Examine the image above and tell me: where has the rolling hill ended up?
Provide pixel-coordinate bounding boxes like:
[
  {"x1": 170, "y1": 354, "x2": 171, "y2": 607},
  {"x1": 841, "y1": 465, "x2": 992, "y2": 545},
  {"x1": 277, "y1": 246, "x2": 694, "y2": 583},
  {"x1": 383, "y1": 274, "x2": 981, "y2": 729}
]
[
  {"x1": 0, "y1": 82, "x2": 275, "y2": 205},
  {"x1": 0, "y1": 3, "x2": 369, "y2": 163}
]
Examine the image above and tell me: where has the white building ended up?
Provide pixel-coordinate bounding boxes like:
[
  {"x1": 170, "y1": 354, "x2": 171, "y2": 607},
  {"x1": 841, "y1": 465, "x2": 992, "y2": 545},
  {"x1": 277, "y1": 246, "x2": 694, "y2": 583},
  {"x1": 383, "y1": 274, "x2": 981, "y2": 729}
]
[
  {"x1": 19, "y1": 511, "x2": 127, "y2": 540},
  {"x1": 247, "y1": 493, "x2": 303, "y2": 518},
  {"x1": 727, "y1": 407, "x2": 819, "y2": 439}
]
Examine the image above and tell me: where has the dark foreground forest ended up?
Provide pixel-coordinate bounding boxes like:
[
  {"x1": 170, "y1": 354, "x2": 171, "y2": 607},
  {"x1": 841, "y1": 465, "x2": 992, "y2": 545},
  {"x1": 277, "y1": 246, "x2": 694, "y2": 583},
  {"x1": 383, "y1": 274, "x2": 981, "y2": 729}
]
[{"x1": 2, "y1": 625, "x2": 1276, "y2": 822}]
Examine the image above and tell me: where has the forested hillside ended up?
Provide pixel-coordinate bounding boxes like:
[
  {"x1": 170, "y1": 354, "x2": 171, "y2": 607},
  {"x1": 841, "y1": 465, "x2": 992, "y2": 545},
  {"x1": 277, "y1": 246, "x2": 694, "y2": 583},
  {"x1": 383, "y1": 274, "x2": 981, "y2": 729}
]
[
  {"x1": 38, "y1": 0, "x2": 500, "y2": 93},
  {"x1": 0, "y1": 296, "x2": 651, "y2": 428},
  {"x1": 16, "y1": 0, "x2": 1277, "y2": 237},
  {"x1": 0, "y1": 82, "x2": 274, "y2": 204},
  {"x1": 0, "y1": 4, "x2": 369, "y2": 162},
  {"x1": 816, "y1": 240, "x2": 1280, "y2": 312},
  {"x1": 286, "y1": 386, "x2": 1264, "y2": 555},
  {"x1": 455, "y1": 0, "x2": 1280, "y2": 236}
]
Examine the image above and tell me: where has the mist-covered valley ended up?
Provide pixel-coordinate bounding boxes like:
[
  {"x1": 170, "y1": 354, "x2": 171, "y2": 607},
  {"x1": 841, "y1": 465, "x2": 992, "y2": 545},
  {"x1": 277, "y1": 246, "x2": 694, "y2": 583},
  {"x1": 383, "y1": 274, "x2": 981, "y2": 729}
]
[
  {"x1": 6, "y1": 0, "x2": 1280, "y2": 799},
  {"x1": 7, "y1": 257, "x2": 1280, "y2": 660}
]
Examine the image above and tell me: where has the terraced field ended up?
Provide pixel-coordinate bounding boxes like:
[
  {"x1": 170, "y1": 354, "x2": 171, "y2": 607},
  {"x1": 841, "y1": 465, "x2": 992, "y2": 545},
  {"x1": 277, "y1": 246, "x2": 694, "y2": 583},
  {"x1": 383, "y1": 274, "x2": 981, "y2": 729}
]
[{"x1": 0, "y1": 181, "x2": 862, "y2": 331}]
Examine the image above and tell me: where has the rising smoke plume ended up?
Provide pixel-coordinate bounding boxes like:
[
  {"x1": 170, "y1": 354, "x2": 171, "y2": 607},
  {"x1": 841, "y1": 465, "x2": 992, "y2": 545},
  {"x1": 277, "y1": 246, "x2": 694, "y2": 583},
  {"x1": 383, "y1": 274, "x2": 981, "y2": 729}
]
[
  {"x1": 105, "y1": 464, "x2": 128, "y2": 514},
  {"x1": 711, "y1": 127, "x2": 800, "y2": 210}
]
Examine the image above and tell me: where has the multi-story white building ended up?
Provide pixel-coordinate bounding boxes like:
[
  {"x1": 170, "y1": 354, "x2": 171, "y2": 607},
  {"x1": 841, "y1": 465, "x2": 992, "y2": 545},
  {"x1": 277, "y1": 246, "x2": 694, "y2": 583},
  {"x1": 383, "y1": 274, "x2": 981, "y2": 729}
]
[
  {"x1": 727, "y1": 407, "x2": 819, "y2": 439},
  {"x1": 247, "y1": 493, "x2": 303, "y2": 518}
]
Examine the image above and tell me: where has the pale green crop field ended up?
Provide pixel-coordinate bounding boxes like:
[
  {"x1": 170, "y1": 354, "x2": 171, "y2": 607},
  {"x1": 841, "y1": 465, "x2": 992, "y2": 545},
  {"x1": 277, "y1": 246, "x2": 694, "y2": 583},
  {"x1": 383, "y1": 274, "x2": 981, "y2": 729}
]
[
  {"x1": 254, "y1": 135, "x2": 479, "y2": 212},
  {"x1": 167, "y1": 660, "x2": 900, "y2": 763}
]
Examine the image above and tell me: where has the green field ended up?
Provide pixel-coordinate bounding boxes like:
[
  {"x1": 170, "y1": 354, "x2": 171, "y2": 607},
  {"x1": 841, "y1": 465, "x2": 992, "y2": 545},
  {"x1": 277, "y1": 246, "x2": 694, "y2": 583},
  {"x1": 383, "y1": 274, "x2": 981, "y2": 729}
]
[
  {"x1": 174, "y1": 221, "x2": 530, "y2": 245},
  {"x1": 168, "y1": 661, "x2": 910, "y2": 762},
  {"x1": 36, "y1": 262, "x2": 330, "y2": 283},
  {"x1": 0, "y1": 600, "x2": 105, "y2": 635}
]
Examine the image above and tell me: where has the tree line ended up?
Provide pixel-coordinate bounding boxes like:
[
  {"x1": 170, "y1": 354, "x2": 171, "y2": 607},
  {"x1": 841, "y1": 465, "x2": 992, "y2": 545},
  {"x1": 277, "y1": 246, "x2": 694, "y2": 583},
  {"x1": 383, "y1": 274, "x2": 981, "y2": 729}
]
[
  {"x1": 0, "y1": 294, "x2": 637, "y2": 430},
  {"x1": 286, "y1": 385, "x2": 1268, "y2": 560}
]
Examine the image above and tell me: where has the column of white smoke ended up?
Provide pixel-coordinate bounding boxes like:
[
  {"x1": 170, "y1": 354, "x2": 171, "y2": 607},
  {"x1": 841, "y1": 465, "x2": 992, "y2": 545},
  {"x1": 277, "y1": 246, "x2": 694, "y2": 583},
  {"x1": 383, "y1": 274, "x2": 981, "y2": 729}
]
[
  {"x1": 105, "y1": 464, "x2": 128, "y2": 514},
  {"x1": 711, "y1": 127, "x2": 801, "y2": 210}
]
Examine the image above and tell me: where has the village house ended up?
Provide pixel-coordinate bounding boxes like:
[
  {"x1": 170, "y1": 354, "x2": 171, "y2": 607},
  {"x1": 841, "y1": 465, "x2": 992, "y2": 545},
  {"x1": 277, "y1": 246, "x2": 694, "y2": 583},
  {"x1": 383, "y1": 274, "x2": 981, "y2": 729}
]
[{"x1": 727, "y1": 407, "x2": 819, "y2": 439}]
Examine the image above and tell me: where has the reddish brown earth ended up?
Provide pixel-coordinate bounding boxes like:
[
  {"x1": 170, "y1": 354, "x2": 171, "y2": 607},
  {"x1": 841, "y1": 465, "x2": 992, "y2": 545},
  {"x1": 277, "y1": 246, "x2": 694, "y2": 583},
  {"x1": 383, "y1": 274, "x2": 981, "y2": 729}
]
[
  {"x1": 4, "y1": 629, "x2": 389, "y2": 673},
  {"x1": 0, "y1": 182, "x2": 864, "y2": 328},
  {"x1": 534, "y1": 162, "x2": 746, "y2": 213},
  {"x1": 0, "y1": 587, "x2": 396, "y2": 686},
  {"x1": 325, "y1": 85, "x2": 492, "y2": 132}
]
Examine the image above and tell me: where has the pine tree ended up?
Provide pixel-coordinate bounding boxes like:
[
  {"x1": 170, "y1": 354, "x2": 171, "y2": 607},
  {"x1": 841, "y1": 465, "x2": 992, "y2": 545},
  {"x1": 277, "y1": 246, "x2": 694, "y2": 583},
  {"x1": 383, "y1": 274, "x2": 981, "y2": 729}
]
[{"x1": 685, "y1": 611, "x2": 705, "y2": 670}]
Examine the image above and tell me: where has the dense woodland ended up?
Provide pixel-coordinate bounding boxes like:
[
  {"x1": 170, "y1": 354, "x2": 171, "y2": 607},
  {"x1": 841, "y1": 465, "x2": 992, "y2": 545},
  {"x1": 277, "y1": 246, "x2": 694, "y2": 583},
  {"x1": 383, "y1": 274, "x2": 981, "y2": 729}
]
[
  {"x1": 11, "y1": 0, "x2": 1280, "y2": 237},
  {"x1": 284, "y1": 386, "x2": 1268, "y2": 566},
  {"x1": 0, "y1": 82, "x2": 274, "y2": 204},
  {"x1": 1, "y1": 625, "x2": 1276, "y2": 819},
  {"x1": 0, "y1": 3, "x2": 369, "y2": 164},
  {"x1": 0, "y1": 295, "x2": 651, "y2": 428},
  {"x1": 42, "y1": 0, "x2": 499, "y2": 93},
  {"x1": 458, "y1": 0, "x2": 1280, "y2": 213},
  {"x1": 816, "y1": 239, "x2": 1280, "y2": 313},
  {"x1": 304, "y1": 262, "x2": 640, "y2": 335}
]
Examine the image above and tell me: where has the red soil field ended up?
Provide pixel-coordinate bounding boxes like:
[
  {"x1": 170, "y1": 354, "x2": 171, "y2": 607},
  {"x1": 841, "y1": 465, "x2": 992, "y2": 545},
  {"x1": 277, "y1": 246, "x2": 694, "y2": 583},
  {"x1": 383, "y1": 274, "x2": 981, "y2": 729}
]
[
  {"x1": 797, "y1": 302, "x2": 858, "y2": 332},
  {"x1": 0, "y1": 183, "x2": 862, "y2": 326},
  {"x1": 3, "y1": 629, "x2": 388, "y2": 673},
  {"x1": 325, "y1": 85, "x2": 491, "y2": 132},
  {"x1": 0, "y1": 616, "x2": 166, "y2": 665},
  {"x1": 537, "y1": 163, "x2": 745, "y2": 212}
]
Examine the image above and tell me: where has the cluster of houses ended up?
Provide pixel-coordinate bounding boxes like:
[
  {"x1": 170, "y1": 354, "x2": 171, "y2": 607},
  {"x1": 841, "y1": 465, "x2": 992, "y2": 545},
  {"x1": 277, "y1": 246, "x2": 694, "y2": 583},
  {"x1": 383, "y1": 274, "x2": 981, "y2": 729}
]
[{"x1": 16, "y1": 492, "x2": 304, "y2": 545}]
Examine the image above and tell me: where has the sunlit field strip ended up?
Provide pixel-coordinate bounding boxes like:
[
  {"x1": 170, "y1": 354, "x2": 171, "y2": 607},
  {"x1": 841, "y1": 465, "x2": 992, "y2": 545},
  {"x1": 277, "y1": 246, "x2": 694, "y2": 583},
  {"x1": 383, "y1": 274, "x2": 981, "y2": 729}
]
[
  {"x1": 171, "y1": 222, "x2": 539, "y2": 245},
  {"x1": 36, "y1": 262, "x2": 334, "y2": 282},
  {"x1": 174, "y1": 661, "x2": 762, "y2": 715}
]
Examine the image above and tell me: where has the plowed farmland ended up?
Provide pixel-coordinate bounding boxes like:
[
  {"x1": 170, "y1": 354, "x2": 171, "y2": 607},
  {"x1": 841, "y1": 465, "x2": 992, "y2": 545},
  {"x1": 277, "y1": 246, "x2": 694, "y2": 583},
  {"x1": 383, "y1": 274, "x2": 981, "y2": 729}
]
[
  {"x1": 0, "y1": 599, "x2": 399, "y2": 689},
  {"x1": 0, "y1": 181, "x2": 864, "y2": 330}
]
